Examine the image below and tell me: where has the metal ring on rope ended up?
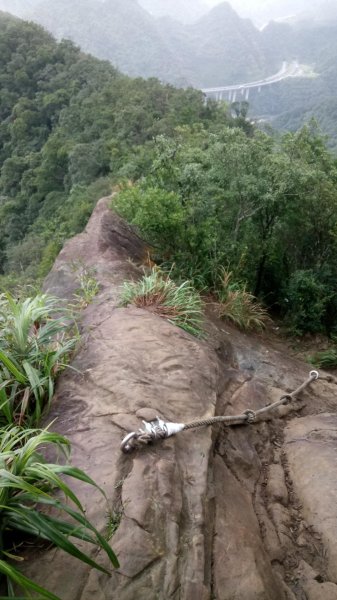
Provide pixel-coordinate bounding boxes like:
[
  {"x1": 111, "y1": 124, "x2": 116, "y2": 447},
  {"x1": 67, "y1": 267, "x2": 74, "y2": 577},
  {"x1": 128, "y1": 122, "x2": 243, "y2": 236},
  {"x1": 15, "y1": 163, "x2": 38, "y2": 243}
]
[{"x1": 120, "y1": 432, "x2": 140, "y2": 453}]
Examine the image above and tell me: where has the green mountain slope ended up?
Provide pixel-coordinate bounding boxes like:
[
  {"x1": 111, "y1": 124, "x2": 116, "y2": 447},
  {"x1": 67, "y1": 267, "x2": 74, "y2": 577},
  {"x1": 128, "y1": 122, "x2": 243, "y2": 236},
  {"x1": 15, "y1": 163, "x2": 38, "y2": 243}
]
[
  {"x1": 2, "y1": 12, "x2": 337, "y2": 336},
  {"x1": 0, "y1": 11, "x2": 229, "y2": 281},
  {"x1": 187, "y1": 2, "x2": 268, "y2": 86},
  {"x1": 27, "y1": 0, "x2": 187, "y2": 82},
  {"x1": 248, "y1": 20, "x2": 337, "y2": 149}
]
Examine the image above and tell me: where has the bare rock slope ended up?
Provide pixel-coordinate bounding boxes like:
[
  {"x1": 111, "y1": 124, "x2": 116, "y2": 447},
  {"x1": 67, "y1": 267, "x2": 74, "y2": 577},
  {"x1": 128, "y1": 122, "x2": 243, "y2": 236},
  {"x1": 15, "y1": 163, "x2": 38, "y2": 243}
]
[{"x1": 25, "y1": 198, "x2": 337, "y2": 599}]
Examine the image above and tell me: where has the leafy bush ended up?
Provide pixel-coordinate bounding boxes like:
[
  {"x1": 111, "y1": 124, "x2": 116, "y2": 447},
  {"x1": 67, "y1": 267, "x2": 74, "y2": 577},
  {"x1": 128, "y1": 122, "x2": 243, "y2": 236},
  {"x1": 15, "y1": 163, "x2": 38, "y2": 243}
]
[
  {"x1": 216, "y1": 270, "x2": 269, "y2": 331},
  {"x1": 113, "y1": 125, "x2": 337, "y2": 336},
  {"x1": 0, "y1": 425, "x2": 118, "y2": 599},
  {"x1": 0, "y1": 293, "x2": 76, "y2": 426},
  {"x1": 120, "y1": 268, "x2": 204, "y2": 337},
  {"x1": 283, "y1": 270, "x2": 330, "y2": 335},
  {"x1": 113, "y1": 186, "x2": 184, "y2": 254}
]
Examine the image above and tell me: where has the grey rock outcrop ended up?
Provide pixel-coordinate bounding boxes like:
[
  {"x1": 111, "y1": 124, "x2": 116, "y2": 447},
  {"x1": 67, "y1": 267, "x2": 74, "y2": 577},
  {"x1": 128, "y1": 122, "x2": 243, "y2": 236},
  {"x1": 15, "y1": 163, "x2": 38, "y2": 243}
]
[{"x1": 22, "y1": 198, "x2": 337, "y2": 599}]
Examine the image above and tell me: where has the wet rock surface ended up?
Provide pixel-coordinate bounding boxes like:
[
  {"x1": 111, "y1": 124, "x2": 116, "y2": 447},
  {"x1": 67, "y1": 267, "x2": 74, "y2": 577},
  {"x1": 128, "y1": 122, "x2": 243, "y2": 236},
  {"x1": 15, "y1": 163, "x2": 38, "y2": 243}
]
[{"x1": 23, "y1": 198, "x2": 337, "y2": 599}]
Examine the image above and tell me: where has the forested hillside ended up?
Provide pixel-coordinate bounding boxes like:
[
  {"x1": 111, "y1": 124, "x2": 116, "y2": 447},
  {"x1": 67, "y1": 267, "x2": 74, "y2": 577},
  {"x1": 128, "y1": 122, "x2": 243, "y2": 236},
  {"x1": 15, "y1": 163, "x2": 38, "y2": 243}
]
[
  {"x1": 0, "y1": 12, "x2": 230, "y2": 283},
  {"x1": 250, "y1": 19, "x2": 337, "y2": 150},
  {"x1": 3, "y1": 7, "x2": 337, "y2": 599},
  {"x1": 2, "y1": 0, "x2": 335, "y2": 149},
  {"x1": 2, "y1": 13, "x2": 337, "y2": 335}
]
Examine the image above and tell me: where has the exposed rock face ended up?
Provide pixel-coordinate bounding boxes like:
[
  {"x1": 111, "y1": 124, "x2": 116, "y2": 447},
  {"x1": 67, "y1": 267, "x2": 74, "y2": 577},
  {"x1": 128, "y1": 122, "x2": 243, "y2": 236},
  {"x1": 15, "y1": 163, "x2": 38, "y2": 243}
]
[
  {"x1": 23, "y1": 198, "x2": 337, "y2": 599},
  {"x1": 285, "y1": 415, "x2": 337, "y2": 587}
]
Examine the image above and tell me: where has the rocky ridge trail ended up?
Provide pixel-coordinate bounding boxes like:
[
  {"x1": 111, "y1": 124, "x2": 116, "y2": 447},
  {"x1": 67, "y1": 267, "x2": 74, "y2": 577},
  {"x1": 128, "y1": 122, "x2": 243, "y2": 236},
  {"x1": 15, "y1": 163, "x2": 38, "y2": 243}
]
[{"x1": 22, "y1": 198, "x2": 337, "y2": 599}]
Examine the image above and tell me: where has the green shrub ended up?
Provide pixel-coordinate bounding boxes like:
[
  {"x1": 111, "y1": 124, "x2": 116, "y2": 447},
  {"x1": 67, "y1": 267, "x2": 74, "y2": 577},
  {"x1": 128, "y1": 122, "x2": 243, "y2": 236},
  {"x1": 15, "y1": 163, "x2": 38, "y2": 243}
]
[
  {"x1": 120, "y1": 268, "x2": 204, "y2": 337},
  {"x1": 113, "y1": 186, "x2": 184, "y2": 253},
  {"x1": 38, "y1": 240, "x2": 63, "y2": 278},
  {"x1": 216, "y1": 270, "x2": 269, "y2": 331},
  {"x1": 309, "y1": 347, "x2": 337, "y2": 368},
  {"x1": 283, "y1": 270, "x2": 330, "y2": 335},
  {"x1": 0, "y1": 293, "x2": 76, "y2": 426},
  {"x1": 0, "y1": 425, "x2": 118, "y2": 599}
]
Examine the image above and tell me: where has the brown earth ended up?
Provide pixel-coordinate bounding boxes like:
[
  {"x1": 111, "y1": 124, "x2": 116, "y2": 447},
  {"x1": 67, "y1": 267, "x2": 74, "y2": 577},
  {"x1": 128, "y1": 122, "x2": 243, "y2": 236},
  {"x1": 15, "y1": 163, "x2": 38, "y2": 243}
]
[{"x1": 22, "y1": 198, "x2": 337, "y2": 599}]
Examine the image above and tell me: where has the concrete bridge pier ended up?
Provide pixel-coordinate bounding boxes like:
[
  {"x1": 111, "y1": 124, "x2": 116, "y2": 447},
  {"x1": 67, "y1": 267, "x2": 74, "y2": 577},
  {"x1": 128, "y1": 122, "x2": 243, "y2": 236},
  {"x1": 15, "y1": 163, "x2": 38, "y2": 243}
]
[{"x1": 245, "y1": 88, "x2": 250, "y2": 100}]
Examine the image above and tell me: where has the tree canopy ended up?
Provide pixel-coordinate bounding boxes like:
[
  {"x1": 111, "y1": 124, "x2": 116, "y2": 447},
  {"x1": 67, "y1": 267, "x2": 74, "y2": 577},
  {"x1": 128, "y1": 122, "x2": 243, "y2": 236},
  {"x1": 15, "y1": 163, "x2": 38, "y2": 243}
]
[
  {"x1": 2, "y1": 13, "x2": 337, "y2": 335},
  {"x1": 0, "y1": 13, "x2": 227, "y2": 281}
]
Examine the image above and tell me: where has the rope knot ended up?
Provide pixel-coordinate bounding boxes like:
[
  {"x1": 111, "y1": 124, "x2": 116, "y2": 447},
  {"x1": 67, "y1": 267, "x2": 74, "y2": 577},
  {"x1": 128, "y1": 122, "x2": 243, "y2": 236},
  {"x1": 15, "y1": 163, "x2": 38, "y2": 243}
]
[
  {"x1": 244, "y1": 409, "x2": 256, "y2": 424},
  {"x1": 280, "y1": 394, "x2": 292, "y2": 405}
]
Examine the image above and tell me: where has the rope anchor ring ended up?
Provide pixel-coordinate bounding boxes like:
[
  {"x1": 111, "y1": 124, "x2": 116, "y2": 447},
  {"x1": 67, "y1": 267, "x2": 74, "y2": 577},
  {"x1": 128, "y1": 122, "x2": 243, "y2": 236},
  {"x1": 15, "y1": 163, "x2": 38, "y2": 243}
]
[{"x1": 121, "y1": 370, "x2": 322, "y2": 454}]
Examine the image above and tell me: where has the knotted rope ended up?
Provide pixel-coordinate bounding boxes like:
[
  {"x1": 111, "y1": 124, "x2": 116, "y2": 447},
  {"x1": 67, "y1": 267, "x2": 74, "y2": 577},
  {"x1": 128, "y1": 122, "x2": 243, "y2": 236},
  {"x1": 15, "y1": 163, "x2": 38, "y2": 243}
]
[{"x1": 121, "y1": 370, "x2": 321, "y2": 453}]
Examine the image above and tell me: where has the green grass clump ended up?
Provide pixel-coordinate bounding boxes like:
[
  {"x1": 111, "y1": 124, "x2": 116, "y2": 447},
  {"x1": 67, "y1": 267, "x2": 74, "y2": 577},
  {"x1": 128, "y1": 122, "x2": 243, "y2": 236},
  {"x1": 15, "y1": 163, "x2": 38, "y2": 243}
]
[
  {"x1": 0, "y1": 293, "x2": 76, "y2": 426},
  {"x1": 216, "y1": 270, "x2": 269, "y2": 331},
  {"x1": 0, "y1": 425, "x2": 118, "y2": 599},
  {"x1": 120, "y1": 268, "x2": 204, "y2": 337},
  {"x1": 72, "y1": 265, "x2": 100, "y2": 309},
  {"x1": 310, "y1": 348, "x2": 337, "y2": 368}
]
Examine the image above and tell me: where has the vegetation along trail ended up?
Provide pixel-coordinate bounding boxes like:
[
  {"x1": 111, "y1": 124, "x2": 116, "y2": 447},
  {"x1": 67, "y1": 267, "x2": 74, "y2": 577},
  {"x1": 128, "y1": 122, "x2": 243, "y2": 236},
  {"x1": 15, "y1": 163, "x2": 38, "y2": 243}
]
[{"x1": 1, "y1": 3, "x2": 337, "y2": 599}]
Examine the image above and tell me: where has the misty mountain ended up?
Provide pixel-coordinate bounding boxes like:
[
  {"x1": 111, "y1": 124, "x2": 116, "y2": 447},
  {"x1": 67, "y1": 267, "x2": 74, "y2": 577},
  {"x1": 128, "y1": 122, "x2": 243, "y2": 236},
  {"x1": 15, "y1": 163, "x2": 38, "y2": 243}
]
[
  {"x1": 204, "y1": 0, "x2": 326, "y2": 28},
  {"x1": 186, "y1": 3, "x2": 268, "y2": 85},
  {"x1": 25, "y1": 0, "x2": 190, "y2": 83},
  {"x1": 251, "y1": 17, "x2": 337, "y2": 149},
  {"x1": 17, "y1": 0, "x2": 269, "y2": 87},
  {"x1": 295, "y1": 1, "x2": 337, "y2": 25},
  {"x1": 2, "y1": 0, "x2": 337, "y2": 148},
  {"x1": 138, "y1": 0, "x2": 207, "y2": 23}
]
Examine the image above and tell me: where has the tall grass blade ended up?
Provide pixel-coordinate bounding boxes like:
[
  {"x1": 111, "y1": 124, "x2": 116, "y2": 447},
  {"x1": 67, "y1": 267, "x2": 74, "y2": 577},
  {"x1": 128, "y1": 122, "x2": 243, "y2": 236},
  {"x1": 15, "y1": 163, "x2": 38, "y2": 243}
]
[
  {"x1": 0, "y1": 351, "x2": 26, "y2": 385},
  {"x1": 0, "y1": 560, "x2": 60, "y2": 600}
]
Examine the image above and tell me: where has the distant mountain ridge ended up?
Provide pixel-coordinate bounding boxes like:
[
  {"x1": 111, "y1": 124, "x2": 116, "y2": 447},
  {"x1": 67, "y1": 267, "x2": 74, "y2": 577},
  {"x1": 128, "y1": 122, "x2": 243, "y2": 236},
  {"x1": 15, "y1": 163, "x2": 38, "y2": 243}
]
[
  {"x1": 0, "y1": 0, "x2": 271, "y2": 87},
  {"x1": 24, "y1": 0, "x2": 187, "y2": 83},
  {"x1": 138, "y1": 0, "x2": 207, "y2": 23},
  {"x1": 1, "y1": 0, "x2": 337, "y2": 147}
]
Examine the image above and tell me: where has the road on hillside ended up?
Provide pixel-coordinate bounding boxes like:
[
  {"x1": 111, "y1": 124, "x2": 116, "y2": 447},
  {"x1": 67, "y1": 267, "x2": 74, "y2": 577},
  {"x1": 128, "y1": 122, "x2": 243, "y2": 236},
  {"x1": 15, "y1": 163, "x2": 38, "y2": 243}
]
[{"x1": 201, "y1": 61, "x2": 301, "y2": 94}]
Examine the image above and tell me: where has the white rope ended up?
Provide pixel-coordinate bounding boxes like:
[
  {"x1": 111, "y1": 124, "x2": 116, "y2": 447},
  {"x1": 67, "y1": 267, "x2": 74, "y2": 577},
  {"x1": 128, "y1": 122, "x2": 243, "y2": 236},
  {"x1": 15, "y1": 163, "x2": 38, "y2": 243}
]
[{"x1": 121, "y1": 370, "x2": 320, "y2": 454}]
